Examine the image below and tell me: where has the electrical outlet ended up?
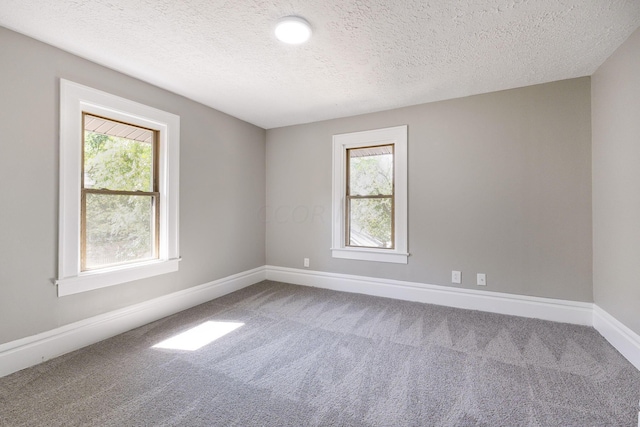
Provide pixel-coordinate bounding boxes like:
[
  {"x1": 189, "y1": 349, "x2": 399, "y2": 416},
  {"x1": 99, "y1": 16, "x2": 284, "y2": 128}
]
[
  {"x1": 304, "y1": 258, "x2": 310, "y2": 268},
  {"x1": 452, "y1": 270, "x2": 461, "y2": 284},
  {"x1": 477, "y1": 273, "x2": 486, "y2": 286}
]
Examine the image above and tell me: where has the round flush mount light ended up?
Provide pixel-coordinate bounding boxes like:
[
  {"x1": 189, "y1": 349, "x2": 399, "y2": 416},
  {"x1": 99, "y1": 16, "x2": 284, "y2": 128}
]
[{"x1": 275, "y1": 16, "x2": 312, "y2": 44}]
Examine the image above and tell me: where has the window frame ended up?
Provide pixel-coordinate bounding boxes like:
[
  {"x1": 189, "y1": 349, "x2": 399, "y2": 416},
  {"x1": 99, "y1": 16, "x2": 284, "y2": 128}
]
[
  {"x1": 332, "y1": 125, "x2": 408, "y2": 264},
  {"x1": 57, "y1": 79, "x2": 180, "y2": 297}
]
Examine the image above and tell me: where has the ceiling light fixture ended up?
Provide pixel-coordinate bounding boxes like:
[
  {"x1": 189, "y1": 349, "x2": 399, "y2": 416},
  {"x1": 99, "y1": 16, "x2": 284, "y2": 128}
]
[{"x1": 275, "y1": 16, "x2": 312, "y2": 45}]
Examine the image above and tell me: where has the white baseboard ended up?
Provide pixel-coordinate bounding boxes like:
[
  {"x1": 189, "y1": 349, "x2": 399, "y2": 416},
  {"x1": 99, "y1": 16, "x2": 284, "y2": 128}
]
[
  {"x1": 0, "y1": 266, "x2": 266, "y2": 378},
  {"x1": 265, "y1": 266, "x2": 593, "y2": 326},
  {"x1": 593, "y1": 305, "x2": 640, "y2": 371}
]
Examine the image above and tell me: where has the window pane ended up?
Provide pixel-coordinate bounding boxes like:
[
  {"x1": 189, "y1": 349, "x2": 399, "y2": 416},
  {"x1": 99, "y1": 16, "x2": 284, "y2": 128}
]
[
  {"x1": 348, "y1": 145, "x2": 393, "y2": 196},
  {"x1": 348, "y1": 198, "x2": 392, "y2": 248},
  {"x1": 84, "y1": 119, "x2": 153, "y2": 192},
  {"x1": 84, "y1": 193, "x2": 156, "y2": 269}
]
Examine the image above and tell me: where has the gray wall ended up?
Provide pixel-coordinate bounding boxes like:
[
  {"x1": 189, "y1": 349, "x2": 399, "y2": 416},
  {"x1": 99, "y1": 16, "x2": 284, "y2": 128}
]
[
  {"x1": 266, "y1": 78, "x2": 592, "y2": 302},
  {"x1": 592, "y1": 27, "x2": 640, "y2": 336},
  {"x1": 0, "y1": 23, "x2": 604, "y2": 345},
  {"x1": 0, "y1": 27, "x2": 266, "y2": 344}
]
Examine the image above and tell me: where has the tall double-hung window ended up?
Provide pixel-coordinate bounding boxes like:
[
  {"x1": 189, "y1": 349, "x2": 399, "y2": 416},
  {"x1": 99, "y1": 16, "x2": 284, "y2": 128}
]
[
  {"x1": 81, "y1": 114, "x2": 159, "y2": 270},
  {"x1": 332, "y1": 125, "x2": 408, "y2": 264},
  {"x1": 346, "y1": 144, "x2": 394, "y2": 248},
  {"x1": 57, "y1": 80, "x2": 180, "y2": 296}
]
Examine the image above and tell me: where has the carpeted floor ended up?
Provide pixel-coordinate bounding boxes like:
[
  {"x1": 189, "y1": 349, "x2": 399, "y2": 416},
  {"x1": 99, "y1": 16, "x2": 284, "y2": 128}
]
[{"x1": 1, "y1": 280, "x2": 639, "y2": 426}]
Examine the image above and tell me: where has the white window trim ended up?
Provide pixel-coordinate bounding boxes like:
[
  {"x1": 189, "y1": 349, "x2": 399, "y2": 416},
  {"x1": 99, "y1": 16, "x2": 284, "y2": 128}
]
[
  {"x1": 331, "y1": 125, "x2": 408, "y2": 264},
  {"x1": 57, "y1": 79, "x2": 180, "y2": 297}
]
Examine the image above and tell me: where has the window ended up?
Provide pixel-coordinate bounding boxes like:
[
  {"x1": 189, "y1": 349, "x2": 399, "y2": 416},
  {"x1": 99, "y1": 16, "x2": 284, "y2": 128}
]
[
  {"x1": 57, "y1": 80, "x2": 180, "y2": 296},
  {"x1": 332, "y1": 125, "x2": 408, "y2": 263},
  {"x1": 346, "y1": 145, "x2": 394, "y2": 248},
  {"x1": 82, "y1": 114, "x2": 159, "y2": 270}
]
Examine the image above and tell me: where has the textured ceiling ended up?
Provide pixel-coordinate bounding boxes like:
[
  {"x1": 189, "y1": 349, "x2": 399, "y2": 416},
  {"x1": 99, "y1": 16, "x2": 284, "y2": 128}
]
[{"x1": 1, "y1": 1, "x2": 639, "y2": 129}]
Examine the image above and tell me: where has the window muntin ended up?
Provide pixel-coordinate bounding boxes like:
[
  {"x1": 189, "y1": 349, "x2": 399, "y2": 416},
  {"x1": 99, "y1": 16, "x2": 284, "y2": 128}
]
[{"x1": 346, "y1": 145, "x2": 394, "y2": 248}]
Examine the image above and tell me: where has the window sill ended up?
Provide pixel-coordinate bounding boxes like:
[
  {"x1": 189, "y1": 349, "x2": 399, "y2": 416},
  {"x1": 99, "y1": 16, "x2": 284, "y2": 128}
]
[
  {"x1": 331, "y1": 248, "x2": 409, "y2": 264},
  {"x1": 56, "y1": 258, "x2": 180, "y2": 297}
]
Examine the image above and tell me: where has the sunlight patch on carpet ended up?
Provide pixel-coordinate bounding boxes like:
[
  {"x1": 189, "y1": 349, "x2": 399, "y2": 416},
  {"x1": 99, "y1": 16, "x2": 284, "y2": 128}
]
[{"x1": 152, "y1": 321, "x2": 244, "y2": 351}]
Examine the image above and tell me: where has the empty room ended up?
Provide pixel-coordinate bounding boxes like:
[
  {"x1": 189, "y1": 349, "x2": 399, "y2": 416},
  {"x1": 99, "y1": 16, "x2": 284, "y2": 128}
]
[{"x1": 1, "y1": 1, "x2": 640, "y2": 425}]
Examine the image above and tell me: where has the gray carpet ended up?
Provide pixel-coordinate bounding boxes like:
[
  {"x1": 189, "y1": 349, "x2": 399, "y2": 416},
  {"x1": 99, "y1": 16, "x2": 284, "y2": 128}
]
[{"x1": 1, "y1": 280, "x2": 639, "y2": 426}]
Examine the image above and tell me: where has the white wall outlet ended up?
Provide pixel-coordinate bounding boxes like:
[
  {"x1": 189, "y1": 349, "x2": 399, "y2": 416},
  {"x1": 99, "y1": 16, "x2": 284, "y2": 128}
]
[
  {"x1": 477, "y1": 273, "x2": 487, "y2": 286},
  {"x1": 452, "y1": 270, "x2": 461, "y2": 284},
  {"x1": 303, "y1": 258, "x2": 310, "y2": 268}
]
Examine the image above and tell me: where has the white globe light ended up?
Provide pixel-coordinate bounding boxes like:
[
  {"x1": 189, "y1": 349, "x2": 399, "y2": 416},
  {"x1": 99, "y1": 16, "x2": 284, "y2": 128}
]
[{"x1": 275, "y1": 16, "x2": 312, "y2": 44}]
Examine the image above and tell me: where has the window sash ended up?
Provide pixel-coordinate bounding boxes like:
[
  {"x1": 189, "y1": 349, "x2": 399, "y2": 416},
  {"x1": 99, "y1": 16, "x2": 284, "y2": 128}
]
[
  {"x1": 81, "y1": 190, "x2": 160, "y2": 271},
  {"x1": 345, "y1": 195, "x2": 395, "y2": 249}
]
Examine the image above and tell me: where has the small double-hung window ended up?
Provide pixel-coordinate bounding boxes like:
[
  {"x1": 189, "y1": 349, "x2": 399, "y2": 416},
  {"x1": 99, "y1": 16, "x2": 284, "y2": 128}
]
[
  {"x1": 332, "y1": 125, "x2": 408, "y2": 264},
  {"x1": 57, "y1": 80, "x2": 180, "y2": 297}
]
